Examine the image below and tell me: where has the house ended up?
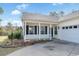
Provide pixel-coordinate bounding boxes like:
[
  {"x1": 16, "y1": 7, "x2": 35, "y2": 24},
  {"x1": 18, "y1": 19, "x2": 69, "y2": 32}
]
[{"x1": 22, "y1": 11, "x2": 79, "y2": 43}]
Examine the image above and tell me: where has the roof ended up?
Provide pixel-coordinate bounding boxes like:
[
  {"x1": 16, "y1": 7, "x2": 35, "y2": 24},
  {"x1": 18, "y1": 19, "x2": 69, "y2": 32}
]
[
  {"x1": 59, "y1": 10, "x2": 79, "y2": 22},
  {"x1": 22, "y1": 12, "x2": 58, "y2": 22},
  {"x1": 22, "y1": 10, "x2": 79, "y2": 23}
]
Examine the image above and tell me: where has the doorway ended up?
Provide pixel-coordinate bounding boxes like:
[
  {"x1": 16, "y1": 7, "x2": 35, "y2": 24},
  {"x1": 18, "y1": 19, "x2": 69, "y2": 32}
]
[{"x1": 51, "y1": 27, "x2": 53, "y2": 38}]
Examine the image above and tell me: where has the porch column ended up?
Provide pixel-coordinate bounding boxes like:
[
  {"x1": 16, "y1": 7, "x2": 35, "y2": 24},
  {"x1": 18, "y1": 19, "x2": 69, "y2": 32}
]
[
  {"x1": 39, "y1": 23, "x2": 40, "y2": 40},
  {"x1": 50, "y1": 24, "x2": 52, "y2": 40},
  {"x1": 24, "y1": 22, "x2": 26, "y2": 41},
  {"x1": 22, "y1": 22, "x2": 25, "y2": 40},
  {"x1": 53, "y1": 26, "x2": 55, "y2": 38}
]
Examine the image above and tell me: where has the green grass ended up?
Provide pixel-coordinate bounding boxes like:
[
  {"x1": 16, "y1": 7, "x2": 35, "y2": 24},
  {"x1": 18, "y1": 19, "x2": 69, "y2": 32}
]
[
  {"x1": 0, "y1": 47, "x2": 21, "y2": 56},
  {"x1": 0, "y1": 36, "x2": 9, "y2": 45}
]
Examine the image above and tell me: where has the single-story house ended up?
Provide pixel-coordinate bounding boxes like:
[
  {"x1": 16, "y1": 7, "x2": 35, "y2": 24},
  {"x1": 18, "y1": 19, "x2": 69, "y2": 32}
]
[{"x1": 22, "y1": 11, "x2": 79, "y2": 43}]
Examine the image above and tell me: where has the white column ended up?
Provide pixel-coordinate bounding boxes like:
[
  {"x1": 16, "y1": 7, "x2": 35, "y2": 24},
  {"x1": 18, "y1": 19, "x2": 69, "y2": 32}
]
[
  {"x1": 24, "y1": 22, "x2": 26, "y2": 41},
  {"x1": 39, "y1": 23, "x2": 40, "y2": 40},
  {"x1": 53, "y1": 26, "x2": 55, "y2": 38},
  {"x1": 50, "y1": 24, "x2": 52, "y2": 40},
  {"x1": 22, "y1": 22, "x2": 25, "y2": 40}
]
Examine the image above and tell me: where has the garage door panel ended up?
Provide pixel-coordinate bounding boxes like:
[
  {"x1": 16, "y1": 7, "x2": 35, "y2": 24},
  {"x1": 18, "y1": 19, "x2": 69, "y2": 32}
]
[{"x1": 59, "y1": 28, "x2": 79, "y2": 43}]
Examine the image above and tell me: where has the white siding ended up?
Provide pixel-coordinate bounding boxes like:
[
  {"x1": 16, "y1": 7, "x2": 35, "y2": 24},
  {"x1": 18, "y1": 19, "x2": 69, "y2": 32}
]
[{"x1": 25, "y1": 34, "x2": 50, "y2": 40}]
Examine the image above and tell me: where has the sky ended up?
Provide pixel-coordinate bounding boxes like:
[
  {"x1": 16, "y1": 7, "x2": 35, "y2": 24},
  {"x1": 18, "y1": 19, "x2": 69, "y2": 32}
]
[{"x1": 0, "y1": 3, "x2": 79, "y2": 26}]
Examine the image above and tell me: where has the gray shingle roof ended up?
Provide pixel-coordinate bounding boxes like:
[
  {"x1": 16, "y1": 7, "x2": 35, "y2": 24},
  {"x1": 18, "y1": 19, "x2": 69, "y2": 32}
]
[
  {"x1": 22, "y1": 12, "x2": 58, "y2": 22},
  {"x1": 59, "y1": 10, "x2": 79, "y2": 22},
  {"x1": 22, "y1": 10, "x2": 79, "y2": 22}
]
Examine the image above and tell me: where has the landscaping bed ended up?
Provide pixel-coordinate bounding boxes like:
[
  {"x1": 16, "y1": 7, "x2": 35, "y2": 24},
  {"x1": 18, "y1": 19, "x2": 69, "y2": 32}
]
[{"x1": 0, "y1": 37, "x2": 53, "y2": 56}]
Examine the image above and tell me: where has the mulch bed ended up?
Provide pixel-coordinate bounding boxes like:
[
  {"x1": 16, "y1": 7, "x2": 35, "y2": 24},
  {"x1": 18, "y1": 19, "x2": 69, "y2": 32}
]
[{"x1": 0, "y1": 39, "x2": 53, "y2": 48}]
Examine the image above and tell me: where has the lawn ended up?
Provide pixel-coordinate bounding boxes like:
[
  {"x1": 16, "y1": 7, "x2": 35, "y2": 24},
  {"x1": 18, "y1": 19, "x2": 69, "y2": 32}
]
[
  {"x1": 0, "y1": 36, "x2": 8, "y2": 43},
  {"x1": 0, "y1": 36, "x2": 21, "y2": 56},
  {"x1": 0, "y1": 36, "x2": 8, "y2": 42},
  {"x1": 0, "y1": 47, "x2": 21, "y2": 56}
]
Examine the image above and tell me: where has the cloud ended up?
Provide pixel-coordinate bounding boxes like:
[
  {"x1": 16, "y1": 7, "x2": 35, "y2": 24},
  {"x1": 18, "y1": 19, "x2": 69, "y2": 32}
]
[
  {"x1": 11, "y1": 9, "x2": 21, "y2": 15},
  {"x1": 16, "y1": 4, "x2": 30, "y2": 10},
  {"x1": 11, "y1": 4, "x2": 30, "y2": 15}
]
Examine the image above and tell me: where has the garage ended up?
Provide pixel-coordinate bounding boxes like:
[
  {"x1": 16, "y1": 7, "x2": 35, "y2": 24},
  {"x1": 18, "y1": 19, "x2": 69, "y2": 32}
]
[{"x1": 58, "y1": 12, "x2": 79, "y2": 43}]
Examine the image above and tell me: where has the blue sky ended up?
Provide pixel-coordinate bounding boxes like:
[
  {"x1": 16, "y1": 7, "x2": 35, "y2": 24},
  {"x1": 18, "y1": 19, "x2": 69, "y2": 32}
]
[{"x1": 0, "y1": 3, "x2": 79, "y2": 26}]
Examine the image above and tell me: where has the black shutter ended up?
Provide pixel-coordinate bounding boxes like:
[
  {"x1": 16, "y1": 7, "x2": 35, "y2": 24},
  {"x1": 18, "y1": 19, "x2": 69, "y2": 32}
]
[
  {"x1": 35, "y1": 26, "x2": 37, "y2": 34},
  {"x1": 45, "y1": 26, "x2": 47, "y2": 34},
  {"x1": 26, "y1": 25, "x2": 28, "y2": 34}
]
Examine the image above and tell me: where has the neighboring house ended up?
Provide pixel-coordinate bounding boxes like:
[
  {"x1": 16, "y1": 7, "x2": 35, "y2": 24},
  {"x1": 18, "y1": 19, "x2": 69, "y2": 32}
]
[{"x1": 22, "y1": 11, "x2": 79, "y2": 43}]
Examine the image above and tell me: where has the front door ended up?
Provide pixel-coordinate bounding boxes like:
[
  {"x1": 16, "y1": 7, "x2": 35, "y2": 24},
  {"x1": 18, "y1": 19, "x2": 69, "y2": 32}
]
[{"x1": 51, "y1": 27, "x2": 53, "y2": 38}]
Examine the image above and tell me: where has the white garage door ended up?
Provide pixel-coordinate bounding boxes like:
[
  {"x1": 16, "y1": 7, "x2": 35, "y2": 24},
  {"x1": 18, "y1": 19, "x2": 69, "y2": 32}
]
[{"x1": 58, "y1": 25, "x2": 79, "y2": 43}]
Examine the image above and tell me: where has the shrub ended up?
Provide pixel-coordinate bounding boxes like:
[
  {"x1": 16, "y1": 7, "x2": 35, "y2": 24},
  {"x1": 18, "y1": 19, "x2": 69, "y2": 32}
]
[
  {"x1": 8, "y1": 31, "x2": 23, "y2": 40},
  {"x1": 15, "y1": 32, "x2": 23, "y2": 39},
  {"x1": 8, "y1": 32, "x2": 14, "y2": 39}
]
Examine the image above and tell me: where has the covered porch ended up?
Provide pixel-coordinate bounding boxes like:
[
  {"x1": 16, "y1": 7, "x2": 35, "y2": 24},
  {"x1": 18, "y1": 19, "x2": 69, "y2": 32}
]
[{"x1": 23, "y1": 21, "x2": 58, "y2": 41}]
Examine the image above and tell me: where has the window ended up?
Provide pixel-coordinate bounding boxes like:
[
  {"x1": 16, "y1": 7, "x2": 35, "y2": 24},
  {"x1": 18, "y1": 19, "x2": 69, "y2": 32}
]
[
  {"x1": 29, "y1": 26, "x2": 35, "y2": 34},
  {"x1": 66, "y1": 27, "x2": 68, "y2": 29},
  {"x1": 26, "y1": 25, "x2": 37, "y2": 34},
  {"x1": 62, "y1": 27, "x2": 65, "y2": 29},
  {"x1": 62, "y1": 25, "x2": 78, "y2": 30},
  {"x1": 69, "y1": 26, "x2": 72, "y2": 29},
  {"x1": 74, "y1": 25, "x2": 77, "y2": 28},
  {"x1": 41, "y1": 26, "x2": 47, "y2": 34}
]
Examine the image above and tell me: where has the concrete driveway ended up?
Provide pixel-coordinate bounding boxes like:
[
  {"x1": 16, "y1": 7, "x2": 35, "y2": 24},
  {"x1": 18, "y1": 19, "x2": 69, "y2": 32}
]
[{"x1": 7, "y1": 40, "x2": 79, "y2": 56}]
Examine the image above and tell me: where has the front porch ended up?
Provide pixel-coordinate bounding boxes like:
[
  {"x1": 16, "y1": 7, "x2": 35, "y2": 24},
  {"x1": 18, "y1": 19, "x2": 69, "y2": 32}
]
[{"x1": 22, "y1": 21, "x2": 58, "y2": 41}]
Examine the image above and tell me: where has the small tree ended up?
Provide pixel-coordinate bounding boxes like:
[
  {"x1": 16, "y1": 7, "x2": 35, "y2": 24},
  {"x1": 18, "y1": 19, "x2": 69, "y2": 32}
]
[
  {"x1": 0, "y1": 7, "x2": 4, "y2": 27},
  {"x1": 49, "y1": 11, "x2": 59, "y2": 19},
  {"x1": 7, "y1": 22, "x2": 13, "y2": 33},
  {"x1": 0, "y1": 7, "x2": 4, "y2": 35},
  {"x1": 49, "y1": 11, "x2": 58, "y2": 16},
  {"x1": 59, "y1": 11, "x2": 64, "y2": 17}
]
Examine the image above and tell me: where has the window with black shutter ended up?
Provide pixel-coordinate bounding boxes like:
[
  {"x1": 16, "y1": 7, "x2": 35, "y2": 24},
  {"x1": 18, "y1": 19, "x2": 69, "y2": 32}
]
[{"x1": 41, "y1": 26, "x2": 47, "y2": 34}]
